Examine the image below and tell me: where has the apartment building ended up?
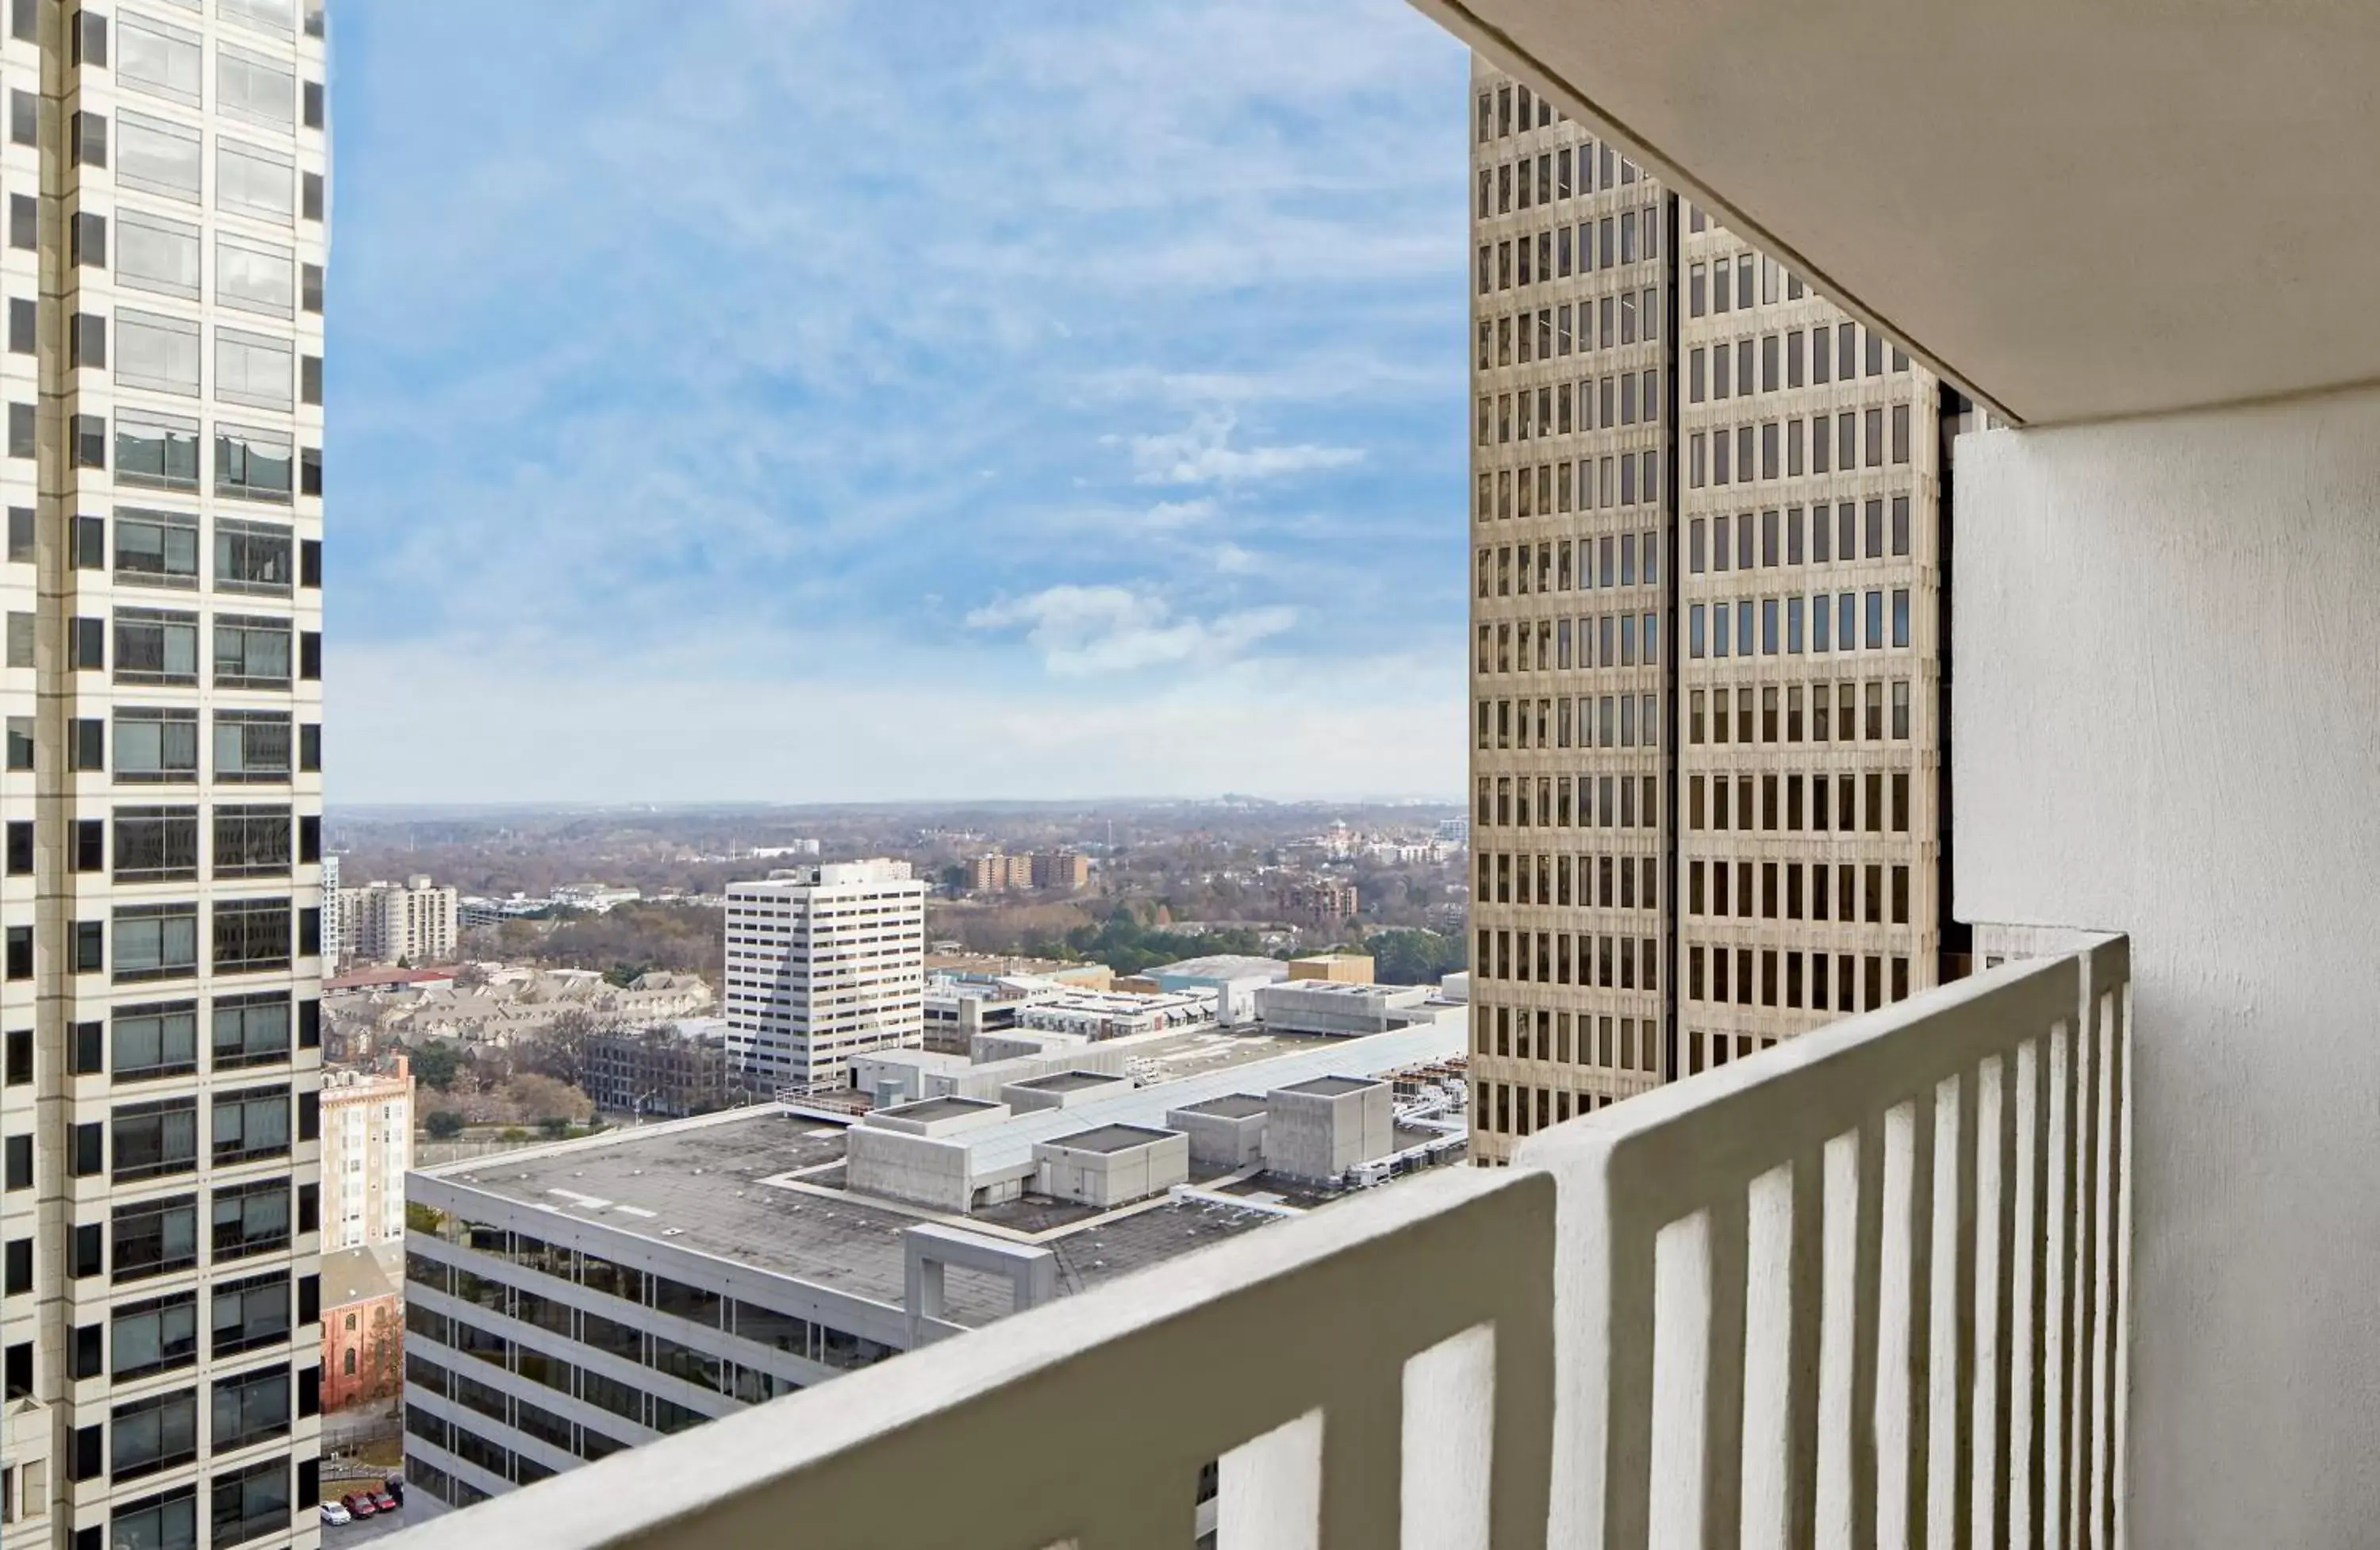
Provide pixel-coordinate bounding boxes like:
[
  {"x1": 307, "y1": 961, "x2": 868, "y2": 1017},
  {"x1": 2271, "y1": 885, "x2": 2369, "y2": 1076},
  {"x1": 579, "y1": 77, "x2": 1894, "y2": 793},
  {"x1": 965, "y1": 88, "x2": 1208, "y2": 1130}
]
[
  {"x1": 318, "y1": 1060, "x2": 409, "y2": 1252},
  {"x1": 1464, "y1": 59, "x2": 1952, "y2": 1162},
  {"x1": 339, "y1": 873, "x2": 455, "y2": 966},
  {"x1": 0, "y1": 2, "x2": 332, "y2": 1547},
  {"x1": 722, "y1": 861, "x2": 926, "y2": 1093}
]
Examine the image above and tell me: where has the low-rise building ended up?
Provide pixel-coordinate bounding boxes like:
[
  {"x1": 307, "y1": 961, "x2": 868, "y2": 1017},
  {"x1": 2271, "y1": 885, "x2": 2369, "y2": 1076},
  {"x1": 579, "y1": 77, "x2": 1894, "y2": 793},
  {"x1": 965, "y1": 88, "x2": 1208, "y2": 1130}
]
[
  {"x1": 584, "y1": 1019, "x2": 738, "y2": 1117},
  {"x1": 1146, "y1": 954, "x2": 1292, "y2": 1028},
  {"x1": 1288, "y1": 953, "x2": 1374, "y2": 984},
  {"x1": 1255, "y1": 979, "x2": 1435, "y2": 1038},
  {"x1": 321, "y1": 1244, "x2": 405, "y2": 1414}
]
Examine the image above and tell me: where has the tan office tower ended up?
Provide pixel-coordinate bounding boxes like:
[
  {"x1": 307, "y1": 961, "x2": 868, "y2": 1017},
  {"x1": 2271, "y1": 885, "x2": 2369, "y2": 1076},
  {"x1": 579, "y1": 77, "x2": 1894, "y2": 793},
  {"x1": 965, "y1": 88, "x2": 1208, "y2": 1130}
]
[
  {"x1": 1466, "y1": 59, "x2": 1952, "y2": 1164},
  {"x1": 0, "y1": 2, "x2": 332, "y2": 1546}
]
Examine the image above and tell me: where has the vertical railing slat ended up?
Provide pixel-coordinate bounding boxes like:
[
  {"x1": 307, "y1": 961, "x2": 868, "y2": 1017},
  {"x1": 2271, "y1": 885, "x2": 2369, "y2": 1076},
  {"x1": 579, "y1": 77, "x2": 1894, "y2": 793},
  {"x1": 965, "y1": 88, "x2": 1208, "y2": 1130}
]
[{"x1": 1702, "y1": 1194, "x2": 1750, "y2": 1550}]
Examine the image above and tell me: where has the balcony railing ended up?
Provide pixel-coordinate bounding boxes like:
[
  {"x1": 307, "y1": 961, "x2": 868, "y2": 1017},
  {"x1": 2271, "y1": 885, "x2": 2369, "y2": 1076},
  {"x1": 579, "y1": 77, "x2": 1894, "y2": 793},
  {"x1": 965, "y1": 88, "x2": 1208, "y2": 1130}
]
[{"x1": 390, "y1": 935, "x2": 2129, "y2": 1550}]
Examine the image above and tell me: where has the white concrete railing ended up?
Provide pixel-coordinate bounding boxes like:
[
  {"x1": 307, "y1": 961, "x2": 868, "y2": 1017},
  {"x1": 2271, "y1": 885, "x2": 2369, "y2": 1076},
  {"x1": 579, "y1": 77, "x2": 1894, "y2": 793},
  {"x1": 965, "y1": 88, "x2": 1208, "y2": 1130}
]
[{"x1": 385, "y1": 937, "x2": 2128, "y2": 1550}]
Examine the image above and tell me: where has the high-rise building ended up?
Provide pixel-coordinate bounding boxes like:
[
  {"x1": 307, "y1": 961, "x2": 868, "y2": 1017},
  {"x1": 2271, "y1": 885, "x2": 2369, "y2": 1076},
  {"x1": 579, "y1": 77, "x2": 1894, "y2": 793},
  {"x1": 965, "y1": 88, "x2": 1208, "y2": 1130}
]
[
  {"x1": 1464, "y1": 60, "x2": 1955, "y2": 1162},
  {"x1": 723, "y1": 861, "x2": 926, "y2": 1093},
  {"x1": 0, "y1": 2, "x2": 332, "y2": 1545},
  {"x1": 318, "y1": 1059, "x2": 411, "y2": 1251},
  {"x1": 317, "y1": 852, "x2": 338, "y2": 966},
  {"x1": 339, "y1": 873, "x2": 456, "y2": 965}
]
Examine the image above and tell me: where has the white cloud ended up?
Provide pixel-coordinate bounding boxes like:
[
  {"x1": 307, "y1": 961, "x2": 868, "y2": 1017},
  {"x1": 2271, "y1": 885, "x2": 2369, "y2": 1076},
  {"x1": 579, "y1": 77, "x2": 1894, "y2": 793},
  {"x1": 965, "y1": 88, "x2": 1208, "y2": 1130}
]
[
  {"x1": 1212, "y1": 542, "x2": 1261, "y2": 574},
  {"x1": 966, "y1": 584, "x2": 1295, "y2": 676},
  {"x1": 1144, "y1": 497, "x2": 1219, "y2": 528},
  {"x1": 1123, "y1": 413, "x2": 1365, "y2": 485}
]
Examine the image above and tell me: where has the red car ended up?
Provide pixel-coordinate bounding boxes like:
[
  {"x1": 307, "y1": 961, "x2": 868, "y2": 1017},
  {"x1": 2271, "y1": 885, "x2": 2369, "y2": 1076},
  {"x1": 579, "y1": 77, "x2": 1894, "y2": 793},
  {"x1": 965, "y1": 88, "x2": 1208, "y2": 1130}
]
[
  {"x1": 370, "y1": 1491, "x2": 398, "y2": 1514},
  {"x1": 341, "y1": 1494, "x2": 377, "y2": 1519}
]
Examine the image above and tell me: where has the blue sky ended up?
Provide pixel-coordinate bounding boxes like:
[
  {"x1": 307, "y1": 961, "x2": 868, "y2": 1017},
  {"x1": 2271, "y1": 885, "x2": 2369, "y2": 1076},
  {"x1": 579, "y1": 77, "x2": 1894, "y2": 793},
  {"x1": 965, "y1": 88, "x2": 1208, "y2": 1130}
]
[{"x1": 327, "y1": 0, "x2": 1470, "y2": 804}]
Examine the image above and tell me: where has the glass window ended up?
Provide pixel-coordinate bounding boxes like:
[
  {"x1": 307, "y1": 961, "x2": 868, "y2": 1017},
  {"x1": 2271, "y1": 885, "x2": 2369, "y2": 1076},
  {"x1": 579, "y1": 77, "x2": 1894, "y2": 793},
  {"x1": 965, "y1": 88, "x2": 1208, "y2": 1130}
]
[
  {"x1": 213, "y1": 992, "x2": 290, "y2": 1069},
  {"x1": 213, "y1": 712, "x2": 291, "y2": 783},
  {"x1": 209, "y1": 1364, "x2": 289, "y2": 1451},
  {"x1": 114, "y1": 508, "x2": 201, "y2": 589},
  {"x1": 216, "y1": 44, "x2": 294, "y2": 126},
  {"x1": 117, "y1": 15, "x2": 204, "y2": 105},
  {"x1": 210, "y1": 1179, "x2": 289, "y2": 1260},
  {"x1": 113, "y1": 902, "x2": 199, "y2": 982},
  {"x1": 113, "y1": 807, "x2": 199, "y2": 883},
  {"x1": 109, "y1": 1487, "x2": 198, "y2": 1550},
  {"x1": 215, "y1": 139, "x2": 294, "y2": 223},
  {"x1": 117, "y1": 111, "x2": 202, "y2": 201},
  {"x1": 220, "y1": 0, "x2": 296, "y2": 36},
  {"x1": 212, "y1": 898, "x2": 290, "y2": 973},
  {"x1": 213, "y1": 615, "x2": 292, "y2": 688},
  {"x1": 111, "y1": 1095, "x2": 198, "y2": 1181},
  {"x1": 215, "y1": 424, "x2": 293, "y2": 501},
  {"x1": 214, "y1": 234, "x2": 294, "y2": 317},
  {"x1": 115, "y1": 708, "x2": 201, "y2": 784},
  {"x1": 112, "y1": 1194, "x2": 198, "y2": 1283},
  {"x1": 112, "y1": 1290, "x2": 200, "y2": 1379},
  {"x1": 213, "y1": 806, "x2": 290, "y2": 880},
  {"x1": 117, "y1": 211, "x2": 202, "y2": 300},
  {"x1": 113, "y1": 999, "x2": 199, "y2": 1080},
  {"x1": 214, "y1": 328, "x2": 293, "y2": 411},
  {"x1": 117, "y1": 410, "x2": 202, "y2": 490},
  {"x1": 113, "y1": 309, "x2": 201, "y2": 397},
  {"x1": 114, "y1": 608, "x2": 200, "y2": 685},
  {"x1": 212, "y1": 1085, "x2": 289, "y2": 1163},
  {"x1": 209, "y1": 1457, "x2": 289, "y2": 1550},
  {"x1": 111, "y1": 1387, "x2": 198, "y2": 1479}
]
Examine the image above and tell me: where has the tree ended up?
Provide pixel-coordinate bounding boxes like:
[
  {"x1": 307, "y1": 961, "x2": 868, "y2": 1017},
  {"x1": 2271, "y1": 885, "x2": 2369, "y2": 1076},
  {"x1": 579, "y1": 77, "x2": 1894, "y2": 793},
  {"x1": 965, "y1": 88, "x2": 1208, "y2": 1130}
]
[
  {"x1": 539, "y1": 1115, "x2": 570, "y2": 1138},
  {"x1": 409, "y1": 1041, "x2": 462, "y2": 1092},
  {"x1": 516, "y1": 1006, "x2": 601, "y2": 1088},
  {"x1": 424, "y1": 1111, "x2": 466, "y2": 1140},
  {"x1": 451, "y1": 962, "x2": 489, "y2": 991},
  {"x1": 361, "y1": 1303, "x2": 403, "y2": 1405},
  {"x1": 1368, "y1": 928, "x2": 1468, "y2": 986}
]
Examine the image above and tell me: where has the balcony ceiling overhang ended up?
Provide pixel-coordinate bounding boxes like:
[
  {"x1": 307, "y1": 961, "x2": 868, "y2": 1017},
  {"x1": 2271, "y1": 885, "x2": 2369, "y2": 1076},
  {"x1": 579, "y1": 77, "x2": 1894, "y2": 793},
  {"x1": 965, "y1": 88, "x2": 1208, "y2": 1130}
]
[{"x1": 1417, "y1": 0, "x2": 2380, "y2": 426}]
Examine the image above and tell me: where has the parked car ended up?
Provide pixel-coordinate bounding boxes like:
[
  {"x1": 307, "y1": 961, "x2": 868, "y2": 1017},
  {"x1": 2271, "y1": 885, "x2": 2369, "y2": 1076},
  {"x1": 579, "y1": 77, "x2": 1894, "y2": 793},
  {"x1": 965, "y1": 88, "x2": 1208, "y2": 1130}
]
[
  {"x1": 341, "y1": 1494, "x2": 377, "y2": 1519},
  {"x1": 319, "y1": 1502, "x2": 351, "y2": 1527},
  {"x1": 370, "y1": 1491, "x2": 398, "y2": 1514}
]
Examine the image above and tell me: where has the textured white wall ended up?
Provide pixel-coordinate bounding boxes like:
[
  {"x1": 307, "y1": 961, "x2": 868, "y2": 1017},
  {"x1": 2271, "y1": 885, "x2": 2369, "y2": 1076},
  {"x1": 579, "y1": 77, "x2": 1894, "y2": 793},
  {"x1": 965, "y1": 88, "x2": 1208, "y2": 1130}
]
[{"x1": 1956, "y1": 388, "x2": 2380, "y2": 1548}]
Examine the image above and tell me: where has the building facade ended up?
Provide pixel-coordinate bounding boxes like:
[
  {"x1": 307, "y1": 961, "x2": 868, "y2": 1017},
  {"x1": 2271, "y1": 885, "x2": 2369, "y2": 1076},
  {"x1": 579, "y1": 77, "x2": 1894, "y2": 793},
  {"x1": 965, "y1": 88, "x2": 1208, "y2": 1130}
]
[
  {"x1": 0, "y1": 2, "x2": 333, "y2": 1546},
  {"x1": 722, "y1": 861, "x2": 925, "y2": 1093},
  {"x1": 315, "y1": 853, "x2": 336, "y2": 968},
  {"x1": 315, "y1": 1245, "x2": 396, "y2": 1415},
  {"x1": 1464, "y1": 60, "x2": 1952, "y2": 1162},
  {"x1": 339, "y1": 874, "x2": 455, "y2": 966},
  {"x1": 318, "y1": 1060, "x2": 409, "y2": 1252},
  {"x1": 582, "y1": 1021, "x2": 734, "y2": 1118}
]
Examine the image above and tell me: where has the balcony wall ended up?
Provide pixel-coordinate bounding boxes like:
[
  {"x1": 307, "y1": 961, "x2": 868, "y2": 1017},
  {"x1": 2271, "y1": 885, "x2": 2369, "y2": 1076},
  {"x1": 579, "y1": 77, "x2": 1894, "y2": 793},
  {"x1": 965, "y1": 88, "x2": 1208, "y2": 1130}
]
[
  {"x1": 1956, "y1": 386, "x2": 2380, "y2": 1548},
  {"x1": 385, "y1": 939, "x2": 2125, "y2": 1549}
]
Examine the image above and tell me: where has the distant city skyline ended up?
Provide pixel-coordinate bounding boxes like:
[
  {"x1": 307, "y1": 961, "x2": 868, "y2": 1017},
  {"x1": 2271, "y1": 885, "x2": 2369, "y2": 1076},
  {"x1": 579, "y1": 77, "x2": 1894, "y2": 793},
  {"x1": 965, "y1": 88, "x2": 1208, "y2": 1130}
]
[{"x1": 329, "y1": 0, "x2": 1472, "y2": 804}]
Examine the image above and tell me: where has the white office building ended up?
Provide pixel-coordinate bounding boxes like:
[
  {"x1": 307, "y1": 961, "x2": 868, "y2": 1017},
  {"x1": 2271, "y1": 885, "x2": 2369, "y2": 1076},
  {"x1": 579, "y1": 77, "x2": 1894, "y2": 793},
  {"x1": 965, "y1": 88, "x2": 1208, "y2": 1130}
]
[{"x1": 723, "y1": 861, "x2": 926, "y2": 1092}]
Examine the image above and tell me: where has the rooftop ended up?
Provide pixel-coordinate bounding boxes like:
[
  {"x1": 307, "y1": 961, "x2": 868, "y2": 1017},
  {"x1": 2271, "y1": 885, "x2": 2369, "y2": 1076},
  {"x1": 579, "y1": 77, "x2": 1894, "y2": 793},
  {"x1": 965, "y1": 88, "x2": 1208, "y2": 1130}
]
[
  {"x1": 1277, "y1": 1076, "x2": 1381, "y2": 1099},
  {"x1": 1150, "y1": 954, "x2": 1291, "y2": 981},
  {"x1": 1009, "y1": 1071, "x2": 1127, "y2": 1094},
  {"x1": 1169, "y1": 1094, "x2": 1269, "y2": 1120},
  {"x1": 1042, "y1": 1124, "x2": 1177, "y2": 1156},
  {"x1": 875, "y1": 1095, "x2": 1000, "y2": 1125},
  {"x1": 420, "y1": 1109, "x2": 1287, "y2": 1326}
]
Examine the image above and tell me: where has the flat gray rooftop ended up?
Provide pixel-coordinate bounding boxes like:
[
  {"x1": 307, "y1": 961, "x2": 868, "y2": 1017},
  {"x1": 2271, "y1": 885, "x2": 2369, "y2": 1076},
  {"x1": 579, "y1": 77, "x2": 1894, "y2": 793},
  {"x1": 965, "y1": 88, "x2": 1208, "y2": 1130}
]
[
  {"x1": 1277, "y1": 1076, "x2": 1381, "y2": 1098},
  {"x1": 1012, "y1": 1070, "x2": 1127, "y2": 1094},
  {"x1": 878, "y1": 1095, "x2": 1000, "y2": 1122},
  {"x1": 1174, "y1": 1093, "x2": 1269, "y2": 1119},
  {"x1": 1045, "y1": 1123, "x2": 1176, "y2": 1156},
  {"x1": 423, "y1": 1111, "x2": 1279, "y2": 1327}
]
